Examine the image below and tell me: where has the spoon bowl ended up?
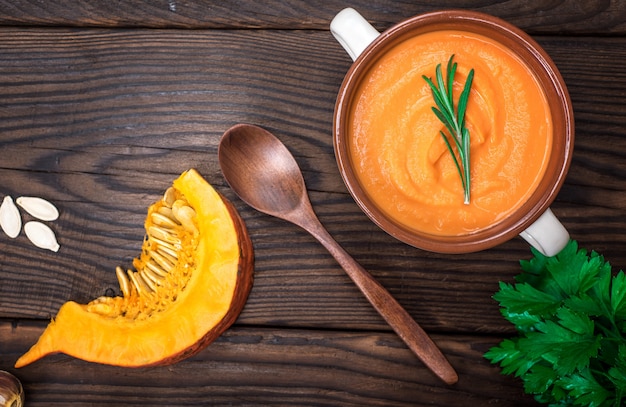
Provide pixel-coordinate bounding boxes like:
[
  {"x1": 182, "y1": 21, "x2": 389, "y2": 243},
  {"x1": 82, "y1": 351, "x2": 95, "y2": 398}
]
[
  {"x1": 218, "y1": 124, "x2": 308, "y2": 224},
  {"x1": 218, "y1": 123, "x2": 458, "y2": 385}
]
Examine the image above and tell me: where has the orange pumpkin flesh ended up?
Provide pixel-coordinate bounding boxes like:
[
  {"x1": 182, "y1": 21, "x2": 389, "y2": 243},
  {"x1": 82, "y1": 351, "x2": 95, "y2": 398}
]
[{"x1": 15, "y1": 169, "x2": 254, "y2": 367}]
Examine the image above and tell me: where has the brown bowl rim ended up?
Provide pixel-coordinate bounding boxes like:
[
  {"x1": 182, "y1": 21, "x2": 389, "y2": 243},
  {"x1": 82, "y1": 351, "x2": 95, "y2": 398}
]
[{"x1": 333, "y1": 9, "x2": 575, "y2": 254}]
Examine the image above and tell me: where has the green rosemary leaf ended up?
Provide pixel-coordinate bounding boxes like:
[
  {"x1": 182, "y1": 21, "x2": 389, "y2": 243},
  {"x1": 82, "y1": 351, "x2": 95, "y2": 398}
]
[
  {"x1": 461, "y1": 127, "x2": 471, "y2": 204},
  {"x1": 431, "y1": 107, "x2": 456, "y2": 138},
  {"x1": 458, "y1": 69, "x2": 474, "y2": 130},
  {"x1": 422, "y1": 55, "x2": 474, "y2": 203},
  {"x1": 439, "y1": 130, "x2": 464, "y2": 183},
  {"x1": 446, "y1": 56, "x2": 456, "y2": 106},
  {"x1": 422, "y1": 76, "x2": 445, "y2": 110},
  {"x1": 436, "y1": 63, "x2": 453, "y2": 114},
  {"x1": 424, "y1": 82, "x2": 456, "y2": 135}
]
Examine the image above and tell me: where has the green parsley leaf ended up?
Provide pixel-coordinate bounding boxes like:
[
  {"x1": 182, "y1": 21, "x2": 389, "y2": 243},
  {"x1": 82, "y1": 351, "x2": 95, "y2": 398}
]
[
  {"x1": 556, "y1": 367, "x2": 611, "y2": 407},
  {"x1": 498, "y1": 280, "x2": 560, "y2": 313},
  {"x1": 564, "y1": 294, "x2": 604, "y2": 317},
  {"x1": 500, "y1": 310, "x2": 541, "y2": 332},
  {"x1": 608, "y1": 366, "x2": 626, "y2": 404},
  {"x1": 494, "y1": 281, "x2": 561, "y2": 320},
  {"x1": 483, "y1": 338, "x2": 538, "y2": 377},
  {"x1": 485, "y1": 240, "x2": 626, "y2": 406},
  {"x1": 518, "y1": 317, "x2": 600, "y2": 376},
  {"x1": 522, "y1": 364, "x2": 558, "y2": 396},
  {"x1": 611, "y1": 271, "x2": 626, "y2": 318}
]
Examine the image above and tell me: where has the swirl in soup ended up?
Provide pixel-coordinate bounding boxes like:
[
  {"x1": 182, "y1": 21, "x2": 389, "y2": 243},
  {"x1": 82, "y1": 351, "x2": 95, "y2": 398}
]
[{"x1": 349, "y1": 30, "x2": 552, "y2": 236}]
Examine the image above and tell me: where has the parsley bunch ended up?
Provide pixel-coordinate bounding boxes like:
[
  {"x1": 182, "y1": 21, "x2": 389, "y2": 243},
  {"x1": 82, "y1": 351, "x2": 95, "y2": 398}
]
[{"x1": 485, "y1": 240, "x2": 626, "y2": 406}]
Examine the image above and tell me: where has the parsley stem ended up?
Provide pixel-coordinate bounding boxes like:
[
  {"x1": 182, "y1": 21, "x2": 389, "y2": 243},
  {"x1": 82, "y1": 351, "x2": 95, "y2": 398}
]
[{"x1": 422, "y1": 55, "x2": 474, "y2": 204}]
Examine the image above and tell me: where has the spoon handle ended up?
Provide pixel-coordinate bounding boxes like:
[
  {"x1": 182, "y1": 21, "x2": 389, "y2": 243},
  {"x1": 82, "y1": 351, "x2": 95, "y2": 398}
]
[{"x1": 303, "y1": 216, "x2": 458, "y2": 385}]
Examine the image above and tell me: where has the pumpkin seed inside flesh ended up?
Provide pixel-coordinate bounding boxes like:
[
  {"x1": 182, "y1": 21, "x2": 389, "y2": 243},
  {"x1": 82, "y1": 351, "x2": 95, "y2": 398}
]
[
  {"x1": 150, "y1": 250, "x2": 174, "y2": 273},
  {"x1": 87, "y1": 301, "x2": 115, "y2": 317},
  {"x1": 157, "y1": 206, "x2": 178, "y2": 222},
  {"x1": 138, "y1": 271, "x2": 158, "y2": 292},
  {"x1": 23, "y1": 221, "x2": 60, "y2": 252},
  {"x1": 0, "y1": 196, "x2": 21, "y2": 239},
  {"x1": 163, "y1": 187, "x2": 176, "y2": 208},
  {"x1": 128, "y1": 270, "x2": 149, "y2": 296},
  {"x1": 172, "y1": 204, "x2": 198, "y2": 234},
  {"x1": 116, "y1": 266, "x2": 131, "y2": 298},
  {"x1": 149, "y1": 236, "x2": 176, "y2": 251},
  {"x1": 141, "y1": 266, "x2": 164, "y2": 285},
  {"x1": 145, "y1": 260, "x2": 168, "y2": 278},
  {"x1": 157, "y1": 246, "x2": 178, "y2": 261},
  {"x1": 154, "y1": 242, "x2": 177, "y2": 259},
  {"x1": 16, "y1": 196, "x2": 59, "y2": 221},
  {"x1": 148, "y1": 226, "x2": 181, "y2": 245},
  {"x1": 150, "y1": 212, "x2": 179, "y2": 229}
]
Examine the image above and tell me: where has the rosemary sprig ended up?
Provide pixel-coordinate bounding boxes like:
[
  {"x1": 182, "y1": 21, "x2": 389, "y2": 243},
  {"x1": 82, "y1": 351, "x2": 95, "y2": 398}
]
[{"x1": 422, "y1": 55, "x2": 475, "y2": 204}]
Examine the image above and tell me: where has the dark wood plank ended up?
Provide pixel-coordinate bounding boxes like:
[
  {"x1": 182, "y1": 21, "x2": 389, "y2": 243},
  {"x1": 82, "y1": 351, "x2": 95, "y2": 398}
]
[
  {"x1": 1, "y1": 0, "x2": 626, "y2": 35},
  {"x1": 1, "y1": 321, "x2": 534, "y2": 406},
  {"x1": 2, "y1": 28, "x2": 626, "y2": 337}
]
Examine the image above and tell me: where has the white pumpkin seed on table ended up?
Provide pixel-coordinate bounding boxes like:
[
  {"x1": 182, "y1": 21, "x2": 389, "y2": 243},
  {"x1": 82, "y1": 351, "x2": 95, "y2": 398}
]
[
  {"x1": 0, "y1": 194, "x2": 60, "y2": 251},
  {"x1": 16, "y1": 196, "x2": 59, "y2": 221},
  {"x1": 23, "y1": 221, "x2": 60, "y2": 252},
  {"x1": 0, "y1": 196, "x2": 21, "y2": 239}
]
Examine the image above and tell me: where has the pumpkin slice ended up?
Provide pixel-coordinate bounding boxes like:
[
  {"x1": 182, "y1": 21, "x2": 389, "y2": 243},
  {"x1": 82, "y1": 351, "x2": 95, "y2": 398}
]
[{"x1": 15, "y1": 169, "x2": 254, "y2": 367}]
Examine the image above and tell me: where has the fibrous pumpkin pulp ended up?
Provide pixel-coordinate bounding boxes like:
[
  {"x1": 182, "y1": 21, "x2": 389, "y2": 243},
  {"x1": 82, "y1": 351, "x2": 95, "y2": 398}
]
[{"x1": 15, "y1": 169, "x2": 254, "y2": 367}]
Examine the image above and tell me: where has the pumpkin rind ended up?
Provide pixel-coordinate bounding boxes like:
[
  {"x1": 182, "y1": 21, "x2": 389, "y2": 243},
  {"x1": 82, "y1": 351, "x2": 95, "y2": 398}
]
[{"x1": 15, "y1": 169, "x2": 254, "y2": 368}]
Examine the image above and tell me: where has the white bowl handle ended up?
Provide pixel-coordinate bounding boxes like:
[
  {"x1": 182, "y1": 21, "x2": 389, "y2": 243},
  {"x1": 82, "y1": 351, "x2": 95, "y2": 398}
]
[
  {"x1": 519, "y1": 208, "x2": 569, "y2": 257},
  {"x1": 330, "y1": 8, "x2": 380, "y2": 61}
]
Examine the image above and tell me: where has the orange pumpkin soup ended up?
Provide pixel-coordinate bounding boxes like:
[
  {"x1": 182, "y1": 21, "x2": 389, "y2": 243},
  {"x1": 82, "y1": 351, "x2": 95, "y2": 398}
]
[{"x1": 349, "y1": 30, "x2": 552, "y2": 236}]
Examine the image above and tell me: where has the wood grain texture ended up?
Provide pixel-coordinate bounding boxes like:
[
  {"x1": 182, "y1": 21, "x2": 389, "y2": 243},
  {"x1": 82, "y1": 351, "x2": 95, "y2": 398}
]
[
  {"x1": 1, "y1": 321, "x2": 534, "y2": 406},
  {"x1": 1, "y1": 0, "x2": 626, "y2": 35}
]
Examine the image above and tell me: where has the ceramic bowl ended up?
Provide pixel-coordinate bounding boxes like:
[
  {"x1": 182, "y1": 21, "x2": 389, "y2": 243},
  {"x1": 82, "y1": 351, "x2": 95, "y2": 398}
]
[{"x1": 332, "y1": 9, "x2": 574, "y2": 254}]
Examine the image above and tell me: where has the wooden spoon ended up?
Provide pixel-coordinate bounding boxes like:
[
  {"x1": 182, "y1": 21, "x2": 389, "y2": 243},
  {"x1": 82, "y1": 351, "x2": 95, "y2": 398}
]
[{"x1": 218, "y1": 123, "x2": 458, "y2": 385}]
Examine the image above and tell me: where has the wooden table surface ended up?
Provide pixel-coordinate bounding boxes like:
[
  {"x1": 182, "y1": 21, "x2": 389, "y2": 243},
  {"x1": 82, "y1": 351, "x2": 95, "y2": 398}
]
[{"x1": 1, "y1": 1, "x2": 625, "y2": 405}]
